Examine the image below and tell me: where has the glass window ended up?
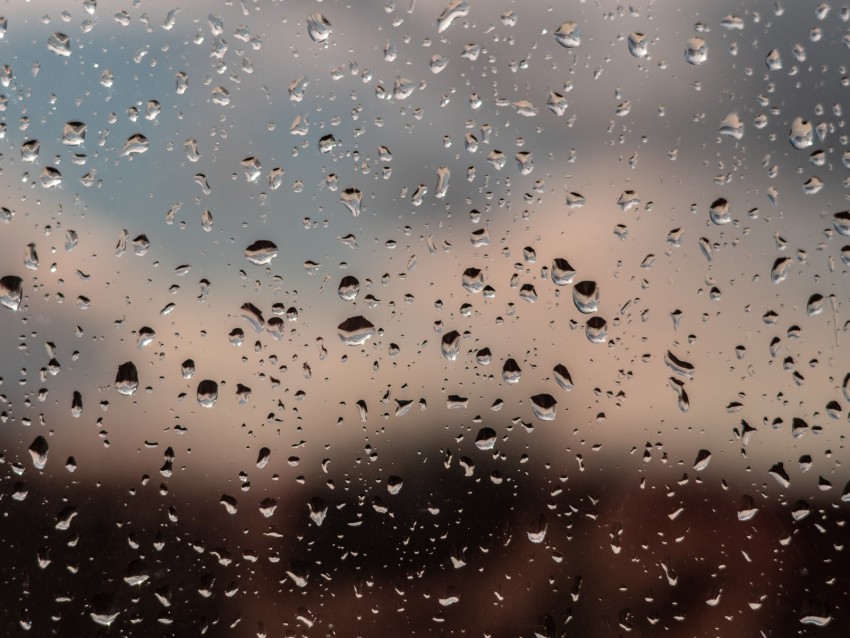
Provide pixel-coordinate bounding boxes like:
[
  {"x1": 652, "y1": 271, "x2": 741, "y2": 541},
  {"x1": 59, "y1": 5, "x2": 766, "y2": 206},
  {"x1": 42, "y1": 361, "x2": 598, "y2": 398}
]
[{"x1": 1, "y1": 0, "x2": 848, "y2": 635}]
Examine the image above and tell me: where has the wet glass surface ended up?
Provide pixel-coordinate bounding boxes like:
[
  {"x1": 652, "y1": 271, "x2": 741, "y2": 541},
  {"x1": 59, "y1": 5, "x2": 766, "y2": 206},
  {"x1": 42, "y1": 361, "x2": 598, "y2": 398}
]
[{"x1": 0, "y1": 0, "x2": 848, "y2": 635}]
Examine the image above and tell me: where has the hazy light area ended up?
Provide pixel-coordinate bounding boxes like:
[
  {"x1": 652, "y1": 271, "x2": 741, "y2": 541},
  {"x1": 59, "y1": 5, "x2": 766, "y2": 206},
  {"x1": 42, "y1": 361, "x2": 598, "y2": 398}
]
[{"x1": 0, "y1": 0, "x2": 848, "y2": 635}]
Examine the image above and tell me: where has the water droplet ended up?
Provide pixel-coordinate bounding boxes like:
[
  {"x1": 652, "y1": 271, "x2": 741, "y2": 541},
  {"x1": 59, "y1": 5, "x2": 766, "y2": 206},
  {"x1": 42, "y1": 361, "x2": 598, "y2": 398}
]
[
  {"x1": 668, "y1": 377, "x2": 689, "y2": 412},
  {"x1": 120, "y1": 133, "x2": 148, "y2": 157},
  {"x1": 832, "y1": 211, "x2": 850, "y2": 236},
  {"x1": 693, "y1": 449, "x2": 711, "y2": 471},
  {"x1": 65, "y1": 230, "x2": 78, "y2": 251},
  {"x1": 628, "y1": 32, "x2": 649, "y2": 58},
  {"x1": 802, "y1": 176, "x2": 823, "y2": 195},
  {"x1": 800, "y1": 613, "x2": 832, "y2": 627},
  {"x1": 197, "y1": 380, "x2": 218, "y2": 407},
  {"x1": 441, "y1": 330, "x2": 462, "y2": 360},
  {"x1": 90, "y1": 594, "x2": 119, "y2": 627},
  {"x1": 220, "y1": 494, "x2": 238, "y2": 514},
  {"x1": 791, "y1": 500, "x2": 811, "y2": 521},
  {"x1": 241, "y1": 156, "x2": 262, "y2": 182},
  {"x1": 721, "y1": 14, "x2": 744, "y2": 30},
  {"x1": 769, "y1": 462, "x2": 791, "y2": 488},
  {"x1": 387, "y1": 476, "x2": 403, "y2": 494},
  {"x1": 318, "y1": 133, "x2": 337, "y2": 154},
  {"x1": 771, "y1": 257, "x2": 793, "y2": 283},
  {"x1": 684, "y1": 37, "x2": 707, "y2": 65},
  {"x1": 475, "y1": 427, "x2": 497, "y2": 450},
  {"x1": 789, "y1": 117, "x2": 814, "y2": 149},
  {"x1": 502, "y1": 358, "x2": 522, "y2": 383},
  {"x1": 308, "y1": 497, "x2": 327, "y2": 526},
  {"x1": 71, "y1": 391, "x2": 83, "y2": 417},
  {"x1": 306, "y1": 13, "x2": 332, "y2": 42},
  {"x1": 515, "y1": 152, "x2": 534, "y2": 175},
  {"x1": 338, "y1": 276, "x2": 360, "y2": 301},
  {"x1": 211, "y1": 86, "x2": 230, "y2": 105},
  {"x1": 585, "y1": 316, "x2": 607, "y2": 343},
  {"x1": 340, "y1": 188, "x2": 362, "y2": 216},
  {"x1": 806, "y1": 294, "x2": 825, "y2": 316},
  {"x1": 435, "y1": 166, "x2": 450, "y2": 198},
  {"x1": 552, "y1": 364, "x2": 573, "y2": 390},
  {"x1": 554, "y1": 22, "x2": 581, "y2": 48},
  {"x1": 137, "y1": 326, "x2": 155, "y2": 348},
  {"x1": 175, "y1": 71, "x2": 189, "y2": 94},
  {"x1": 617, "y1": 190, "x2": 640, "y2": 211},
  {"x1": 40, "y1": 167, "x2": 63, "y2": 188},
  {"x1": 765, "y1": 48, "x2": 782, "y2": 71},
  {"x1": 437, "y1": 0, "x2": 469, "y2": 34},
  {"x1": 181, "y1": 359, "x2": 195, "y2": 379},
  {"x1": 530, "y1": 394, "x2": 557, "y2": 420},
  {"x1": 28, "y1": 436, "x2": 49, "y2": 469},
  {"x1": 664, "y1": 350, "x2": 695, "y2": 379},
  {"x1": 47, "y1": 32, "x2": 71, "y2": 56},
  {"x1": 519, "y1": 283, "x2": 538, "y2": 302},
  {"x1": 259, "y1": 498, "x2": 277, "y2": 518},
  {"x1": 229, "y1": 328, "x2": 245, "y2": 346},
  {"x1": 21, "y1": 139, "x2": 39, "y2": 162},
  {"x1": 245, "y1": 240, "x2": 278, "y2": 265},
  {"x1": 573, "y1": 281, "x2": 599, "y2": 313},
  {"x1": 737, "y1": 494, "x2": 757, "y2": 521},
  {"x1": 551, "y1": 259, "x2": 575, "y2": 285},
  {"x1": 338, "y1": 316, "x2": 375, "y2": 345},
  {"x1": 458, "y1": 269, "x2": 483, "y2": 295},
  {"x1": 0, "y1": 275, "x2": 23, "y2": 310},
  {"x1": 486, "y1": 150, "x2": 506, "y2": 170},
  {"x1": 124, "y1": 560, "x2": 149, "y2": 586},
  {"x1": 512, "y1": 100, "x2": 538, "y2": 117},
  {"x1": 527, "y1": 514, "x2": 548, "y2": 542},
  {"x1": 719, "y1": 112, "x2": 744, "y2": 139},
  {"x1": 256, "y1": 447, "x2": 271, "y2": 468},
  {"x1": 115, "y1": 362, "x2": 139, "y2": 396},
  {"x1": 547, "y1": 91, "x2": 568, "y2": 116}
]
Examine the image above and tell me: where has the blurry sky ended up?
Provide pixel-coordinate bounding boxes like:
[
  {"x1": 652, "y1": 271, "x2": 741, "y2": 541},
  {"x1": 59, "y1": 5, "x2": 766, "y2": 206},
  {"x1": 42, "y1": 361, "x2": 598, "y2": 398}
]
[{"x1": 0, "y1": 0, "x2": 847, "y2": 499}]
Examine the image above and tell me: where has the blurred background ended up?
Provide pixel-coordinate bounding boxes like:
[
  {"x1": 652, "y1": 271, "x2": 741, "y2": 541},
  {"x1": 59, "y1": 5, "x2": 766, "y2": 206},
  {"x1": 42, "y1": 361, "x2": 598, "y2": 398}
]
[{"x1": 0, "y1": 0, "x2": 848, "y2": 635}]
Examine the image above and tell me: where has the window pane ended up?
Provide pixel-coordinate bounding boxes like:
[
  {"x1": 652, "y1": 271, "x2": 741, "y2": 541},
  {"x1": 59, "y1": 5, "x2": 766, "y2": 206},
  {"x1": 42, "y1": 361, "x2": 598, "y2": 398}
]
[{"x1": 1, "y1": 0, "x2": 848, "y2": 635}]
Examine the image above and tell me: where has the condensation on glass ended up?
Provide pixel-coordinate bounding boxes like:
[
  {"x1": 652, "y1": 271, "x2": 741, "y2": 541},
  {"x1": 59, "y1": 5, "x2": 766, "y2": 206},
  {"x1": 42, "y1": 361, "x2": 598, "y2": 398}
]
[{"x1": 0, "y1": 0, "x2": 848, "y2": 635}]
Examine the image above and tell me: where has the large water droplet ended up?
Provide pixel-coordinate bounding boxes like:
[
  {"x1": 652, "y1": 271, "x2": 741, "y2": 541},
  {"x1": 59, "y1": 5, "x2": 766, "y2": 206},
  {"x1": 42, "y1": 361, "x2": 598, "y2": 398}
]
[
  {"x1": 120, "y1": 133, "x2": 149, "y2": 157},
  {"x1": 586, "y1": 317, "x2": 607, "y2": 343},
  {"x1": 771, "y1": 257, "x2": 793, "y2": 283},
  {"x1": 551, "y1": 259, "x2": 575, "y2": 285},
  {"x1": 502, "y1": 358, "x2": 522, "y2": 383},
  {"x1": 47, "y1": 32, "x2": 71, "y2": 56},
  {"x1": 338, "y1": 316, "x2": 375, "y2": 345},
  {"x1": 441, "y1": 330, "x2": 462, "y2": 360},
  {"x1": 340, "y1": 188, "x2": 362, "y2": 216},
  {"x1": 530, "y1": 394, "x2": 557, "y2": 420},
  {"x1": 245, "y1": 240, "x2": 278, "y2": 265},
  {"x1": 789, "y1": 117, "x2": 814, "y2": 149},
  {"x1": 306, "y1": 13, "x2": 332, "y2": 43},
  {"x1": 115, "y1": 362, "x2": 139, "y2": 396},
  {"x1": 554, "y1": 22, "x2": 581, "y2": 48},
  {"x1": 437, "y1": 0, "x2": 469, "y2": 34},
  {"x1": 553, "y1": 364, "x2": 573, "y2": 390},
  {"x1": 684, "y1": 37, "x2": 707, "y2": 65},
  {"x1": 0, "y1": 275, "x2": 23, "y2": 310},
  {"x1": 28, "y1": 436, "x2": 49, "y2": 469},
  {"x1": 573, "y1": 281, "x2": 599, "y2": 313},
  {"x1": 461, "y1": 268, "x2": 484, "y2": 293},
  {"x1": 832, "y1": 211, "x2": 850, "y2": 236},
  {"x1": 627, "y1": 32, "x2": 648, "y2": 58},
  {"x1": 338, "y1": 276, "x2": 360, "y2": 301},
  {"x1": 197, "y1": 380, "x2": 218, "y2": 407}
]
